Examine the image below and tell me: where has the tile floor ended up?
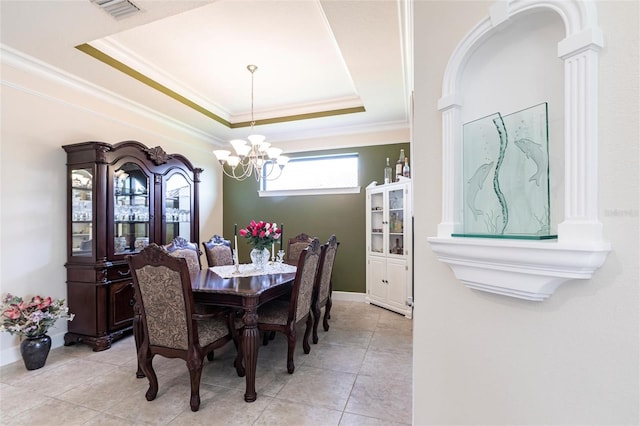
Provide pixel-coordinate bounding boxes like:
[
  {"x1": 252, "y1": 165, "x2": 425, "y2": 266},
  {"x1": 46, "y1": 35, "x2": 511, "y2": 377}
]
[{"x1": 0, "y1": 301, "x2": 412, "y2": 425}]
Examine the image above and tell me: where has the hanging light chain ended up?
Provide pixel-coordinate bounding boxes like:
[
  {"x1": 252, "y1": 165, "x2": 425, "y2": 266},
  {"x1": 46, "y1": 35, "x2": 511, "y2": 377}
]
[
  {"x1": 248, "y1": 64, "x2": 257, "y2": 129},
  {"x1": 212, "y1": 64, "x2": 289, "y2": 183}
]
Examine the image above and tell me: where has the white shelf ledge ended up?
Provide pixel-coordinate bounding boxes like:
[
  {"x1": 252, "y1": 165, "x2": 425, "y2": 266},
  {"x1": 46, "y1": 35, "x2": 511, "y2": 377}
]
[{"x1": 428, "y1": 237, "x2": 610, "y2": 301}]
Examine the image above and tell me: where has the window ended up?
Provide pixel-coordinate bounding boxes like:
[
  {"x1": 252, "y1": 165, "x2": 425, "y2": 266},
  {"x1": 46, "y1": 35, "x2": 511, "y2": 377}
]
[{"x1": 259, "y1": 153, "x2": 360, "y2": 196}]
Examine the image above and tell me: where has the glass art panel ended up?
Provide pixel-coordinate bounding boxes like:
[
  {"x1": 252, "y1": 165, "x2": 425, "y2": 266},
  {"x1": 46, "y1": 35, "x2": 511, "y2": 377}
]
[{"x1": 454, "y1": 102, "x2": 556, "y2": 239}]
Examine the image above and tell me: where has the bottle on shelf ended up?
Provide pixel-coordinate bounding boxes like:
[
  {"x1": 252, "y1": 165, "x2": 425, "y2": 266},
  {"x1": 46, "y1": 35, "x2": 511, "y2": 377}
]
[
  {"x1": 392, "y1": 238, "x2": 403, "y2": 255},
  {"x1": 384, "y1": 157, "x2": 392, "y2": 184},
  {"x1": 396, "y1": 149, "x2": 405, "y2": 181},
  {"x1": 403, "y1": 157, "x2": 410, "y2": 178}
]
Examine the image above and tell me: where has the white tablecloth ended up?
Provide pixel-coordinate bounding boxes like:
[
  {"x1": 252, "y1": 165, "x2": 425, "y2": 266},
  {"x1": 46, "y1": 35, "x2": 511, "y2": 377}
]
[{"x1": 210, "y1": 263, "x2": 297, "y2": 278}]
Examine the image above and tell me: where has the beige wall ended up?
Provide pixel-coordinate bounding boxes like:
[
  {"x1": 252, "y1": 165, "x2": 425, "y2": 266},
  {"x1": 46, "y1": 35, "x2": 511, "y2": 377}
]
[
  {"x1": 0, "y1": 55, "x2": 224, "y2": 363},
  {"x1": 1, "y1": 1, "x2": 638, "y2": 423},
  {"x1": 413, "y1": 1, "x2": 639, "y2": 424},
  {"x1": 0, "y1": 46, "x2": 410, "y2": 364}
]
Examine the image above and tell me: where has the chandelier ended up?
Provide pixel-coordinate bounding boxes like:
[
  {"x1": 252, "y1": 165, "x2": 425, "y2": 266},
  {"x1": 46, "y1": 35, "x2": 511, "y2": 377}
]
[{"x1": 213, "y1": 65, "x2": 289, "y2": 182}]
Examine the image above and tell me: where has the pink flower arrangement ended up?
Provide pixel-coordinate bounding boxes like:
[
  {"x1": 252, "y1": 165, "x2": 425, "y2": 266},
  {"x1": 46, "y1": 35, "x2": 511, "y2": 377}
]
[
  {"x1": 0, "y1": 294, "x2": 74, "y2": 338},
  {"x1": 239, "y1": 220, "x2": 281, "y2": 250}
]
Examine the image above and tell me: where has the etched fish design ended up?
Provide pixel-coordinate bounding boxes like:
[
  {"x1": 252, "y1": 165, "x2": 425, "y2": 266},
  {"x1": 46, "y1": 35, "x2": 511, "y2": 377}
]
[
  {"x1": 466, "y1": 161, "x2": 494, "y2": 219},
  {"x1": 514, "y1": 138, "x2": 547, "y2": 186}
]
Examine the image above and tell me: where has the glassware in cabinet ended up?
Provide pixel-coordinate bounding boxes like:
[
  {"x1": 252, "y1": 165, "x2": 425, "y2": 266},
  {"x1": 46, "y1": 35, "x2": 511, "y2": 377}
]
[
  {"x1": 164, "y1": 172, "x2": 192, "y2": 243},
  {"x1": 71, "y1": 168, "x2": 93, "y2": 257},
  {"x1": 113, "y1": 163, "x2": 150, "y2": 255}
]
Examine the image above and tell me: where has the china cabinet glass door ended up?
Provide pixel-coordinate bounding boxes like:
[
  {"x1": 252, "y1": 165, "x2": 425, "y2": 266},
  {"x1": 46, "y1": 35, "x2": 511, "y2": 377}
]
[
  {"x1": 164, "y1": 172, "x2": 192, "y2": 243},
  {"x1": 113, "y1": 163, "x2": 150, "y2": 255},
  {"x1": 369, "y1": 191, "x2": 384, "y2": 254},
  {"x1": 70, "y1": 168, "x2": 93, "y2": 257},
  {"x1": 388, "y1": 188, "x2": 405, "y2": 256}
]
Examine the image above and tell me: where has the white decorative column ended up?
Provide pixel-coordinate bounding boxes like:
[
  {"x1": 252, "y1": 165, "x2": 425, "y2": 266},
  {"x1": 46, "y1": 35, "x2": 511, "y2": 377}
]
[
  {"x1": 557, "y1": 29, "x2": 604, "y2": 244},
  {"x1": 436, "y1": 99, "x2": 462, "y2": 237},
  {"x1": 427, "y1": 0, "x2": 611, "y2": 301}
]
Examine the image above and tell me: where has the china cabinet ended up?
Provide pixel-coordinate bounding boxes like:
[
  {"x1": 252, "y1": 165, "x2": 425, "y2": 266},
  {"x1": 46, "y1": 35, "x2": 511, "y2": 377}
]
[
  {"x1": 365, "y1": 180, "x2": 413, "y2": 318},
  {"x1": 63, "y1": 141, "x2": 201, "y2": 350}
]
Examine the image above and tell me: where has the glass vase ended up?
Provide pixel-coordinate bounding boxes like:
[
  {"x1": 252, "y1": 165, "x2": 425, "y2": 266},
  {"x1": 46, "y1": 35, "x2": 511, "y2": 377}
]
[{"x1": 250, "y1": 247, "x2": 270, "y2": 272}]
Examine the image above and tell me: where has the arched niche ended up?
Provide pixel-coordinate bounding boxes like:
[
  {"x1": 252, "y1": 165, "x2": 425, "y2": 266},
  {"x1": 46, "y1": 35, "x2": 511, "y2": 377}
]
[{"x1": 428, "y1": 0, "x2": 610, "y2": 301}]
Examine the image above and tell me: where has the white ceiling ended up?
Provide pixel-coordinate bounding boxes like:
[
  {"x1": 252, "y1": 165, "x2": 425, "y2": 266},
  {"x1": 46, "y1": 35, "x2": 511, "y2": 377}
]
[{"x1": 0, "y1": 0, "x2": 411, "y2": 147}]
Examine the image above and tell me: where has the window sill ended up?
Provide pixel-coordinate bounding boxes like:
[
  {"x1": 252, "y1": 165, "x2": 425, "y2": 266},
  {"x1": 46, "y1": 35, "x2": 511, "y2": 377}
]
[{"x1": 258, "y1": 186, "x2": 361, "y2": 197}]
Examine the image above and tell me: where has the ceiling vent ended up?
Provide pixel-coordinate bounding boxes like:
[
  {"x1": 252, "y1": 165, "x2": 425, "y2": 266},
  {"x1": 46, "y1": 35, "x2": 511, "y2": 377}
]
[{"x1": 91, "y1": 0, "x2": 141, "y2": 19}]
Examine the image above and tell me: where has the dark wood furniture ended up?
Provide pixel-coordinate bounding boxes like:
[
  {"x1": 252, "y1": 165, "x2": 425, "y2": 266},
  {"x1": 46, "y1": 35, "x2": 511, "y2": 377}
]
[
  {"x1": 190, "y1": 266, "x2": 297, "y2": 402},
  {"x1": 62, "y1": 141, "x2": 201, "y2": 351},
  {"x1": 202, "y1": 235, "x2": 234, "y2": 267},
  {"x1": 164, "y1": 236, "x2": 202, "y2": 275},
  {"x1": 312, "y1": 235, "x2": 339, "y2": 344},
  {"x1": 127, "y1": 244, "x2": 242, "y2": 412},
  {"x1": 286, "y1": 233, "x2": 313, "y2": 263},
  {"x1": 257, "y1": 239, "x2": 321, "y2": 374}
]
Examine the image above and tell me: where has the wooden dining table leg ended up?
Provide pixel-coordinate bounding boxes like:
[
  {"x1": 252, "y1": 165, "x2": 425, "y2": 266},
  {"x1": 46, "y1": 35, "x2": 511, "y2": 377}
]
[{"x1": 242, "y1": 298, "x2": 260, "y2": 402}]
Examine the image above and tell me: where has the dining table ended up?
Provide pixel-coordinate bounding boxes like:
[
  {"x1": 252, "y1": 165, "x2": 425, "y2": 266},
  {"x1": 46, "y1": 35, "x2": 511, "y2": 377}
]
[{"x1": 191, "y1": 262, "x2": 297, "y2": 402}]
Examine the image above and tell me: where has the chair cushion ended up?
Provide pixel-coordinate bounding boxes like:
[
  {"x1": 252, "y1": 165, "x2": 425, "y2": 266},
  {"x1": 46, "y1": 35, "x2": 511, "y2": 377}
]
[
  {"x1": 257, "y1": 300, "x2": 290, "y2": 326},
  {"x1": 196, "y1": 316, "x2": 231, "y2": 346}
]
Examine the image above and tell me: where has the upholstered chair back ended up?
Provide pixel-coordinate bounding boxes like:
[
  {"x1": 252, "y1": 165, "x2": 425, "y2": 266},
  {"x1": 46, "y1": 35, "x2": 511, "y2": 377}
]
[
  {"x1": 286, "y1": 233, "x2": 313, "y2": 264},
  {"x1": 163, "y1": 236, "x2": 202, "y2": 275},
  {"x1": 317, "y1": 235, "x2": 339, "y2": 306},
  {"x1": 203, "y1": 235, "x2": 234, "y2": 267},
  {"x1": 130, "y1": 244, "x2": 192, "y2": 350},
  {"x1": 292, "y1": 238, "x2": 321, "y2": 323}
]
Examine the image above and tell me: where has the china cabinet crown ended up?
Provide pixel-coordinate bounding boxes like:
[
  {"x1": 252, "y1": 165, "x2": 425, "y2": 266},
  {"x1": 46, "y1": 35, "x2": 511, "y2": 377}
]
[{"x1": 63, "y1": 141, "x2": 202, "y2": 351}]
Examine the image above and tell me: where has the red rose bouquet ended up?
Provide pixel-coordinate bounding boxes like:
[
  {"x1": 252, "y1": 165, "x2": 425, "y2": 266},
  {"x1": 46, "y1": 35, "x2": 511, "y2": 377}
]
[{"x1": 239, "y1": 220, "x2": 281, "y2": 251}]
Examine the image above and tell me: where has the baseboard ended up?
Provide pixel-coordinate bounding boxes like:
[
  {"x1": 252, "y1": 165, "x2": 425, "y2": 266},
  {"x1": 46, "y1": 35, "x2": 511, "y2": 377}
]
[
  {"x1": 332, "y1": 291, "x2": 366, "y2": 302},
  {"x1": 0, "y1": 295, "x2": 367, "y2": 368},
  {"x1": 0, "y1": 331, "x2": 66, "y2": 368}
]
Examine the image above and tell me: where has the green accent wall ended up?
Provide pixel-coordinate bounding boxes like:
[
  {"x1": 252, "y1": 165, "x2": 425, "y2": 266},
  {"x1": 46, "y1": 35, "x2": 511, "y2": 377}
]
[{"x1": 222, "y1": 142, "x2": 410, "y2": 295}]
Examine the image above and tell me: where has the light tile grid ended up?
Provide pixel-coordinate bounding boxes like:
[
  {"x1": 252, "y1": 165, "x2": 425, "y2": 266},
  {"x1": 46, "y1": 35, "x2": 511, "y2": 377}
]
[{"x1": 0, "y1": 301, "x2": 412, "y2": 426}]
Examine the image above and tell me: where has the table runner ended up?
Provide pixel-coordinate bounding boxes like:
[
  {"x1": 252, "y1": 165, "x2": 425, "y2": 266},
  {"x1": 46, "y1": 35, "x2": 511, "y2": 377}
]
[{"x1": 210, "y1": 262, "x2": 297, "y2": 278}]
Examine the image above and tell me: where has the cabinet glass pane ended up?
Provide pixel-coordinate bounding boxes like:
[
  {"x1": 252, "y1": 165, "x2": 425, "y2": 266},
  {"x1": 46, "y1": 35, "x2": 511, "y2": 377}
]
[
  {"x1": 164, "y1": 173, "x2": 191, "y2": 243},
  {"x1": 370, "y1": 192, "x2": 384, "y2": 254},
  {"x1": 71, "y1": 168, "x2": 93, "y2": 257},
  {"x1": 388, "y1": 188, "x2": 404, "y2": 255},
  {"x1": 114, "y1": 163, "x2": 149, "y2": 255}
]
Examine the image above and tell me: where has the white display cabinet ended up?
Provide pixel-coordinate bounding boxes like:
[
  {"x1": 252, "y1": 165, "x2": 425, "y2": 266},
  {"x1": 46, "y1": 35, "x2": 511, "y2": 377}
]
[{"x1": 365, "y1": 180, "x2": 413, "y2": 318}]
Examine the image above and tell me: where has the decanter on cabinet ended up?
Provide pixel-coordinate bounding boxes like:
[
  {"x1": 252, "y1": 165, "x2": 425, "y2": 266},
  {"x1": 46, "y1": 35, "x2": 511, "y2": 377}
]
[{"x1": 63, "y1": 141, "x2": 201, "y2": 351}]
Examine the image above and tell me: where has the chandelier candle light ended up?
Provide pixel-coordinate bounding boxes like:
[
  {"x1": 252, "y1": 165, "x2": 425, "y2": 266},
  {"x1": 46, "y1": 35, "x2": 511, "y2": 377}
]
[{"x1": 213, "y1": 65, "x2": 289, "y2": 182}]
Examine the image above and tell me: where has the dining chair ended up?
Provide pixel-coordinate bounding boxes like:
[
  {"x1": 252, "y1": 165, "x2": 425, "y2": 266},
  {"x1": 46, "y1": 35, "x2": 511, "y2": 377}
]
[
  {"x1": 286, "y1": 232, "x2": 313, "y2": 263},
  {"x1": 261, "y1": 233, "x2": 313, "y2": 347},
  {"x1": 257, "y1": 238, "x2": 321, "y2": 374},
  {"x1": 164, "y1": 235, "x2": 234, "y2": 357},
  {"x1": 127, "y1": 243, "x2": 244, "y2": 412},
  {"x1": 202, "y1": 234, "x2": 234, "y2": 267},
  {"x1": 312, "y1": 235, "x2": 339, "y2": 344},
  {"x1": 163, "y1": 236, "x2": 202, "y2": 276}
]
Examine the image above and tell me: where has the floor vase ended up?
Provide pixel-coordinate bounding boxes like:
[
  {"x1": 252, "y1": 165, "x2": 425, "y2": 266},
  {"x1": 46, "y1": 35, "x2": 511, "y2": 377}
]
[{"x1": 20, "y1": 334, "x2": 52, "y2": 370}]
